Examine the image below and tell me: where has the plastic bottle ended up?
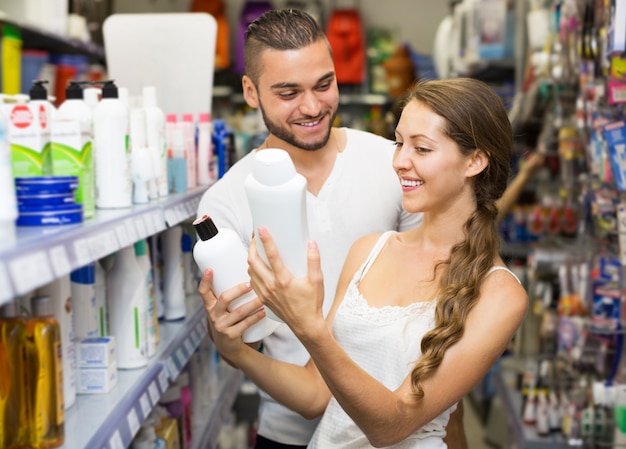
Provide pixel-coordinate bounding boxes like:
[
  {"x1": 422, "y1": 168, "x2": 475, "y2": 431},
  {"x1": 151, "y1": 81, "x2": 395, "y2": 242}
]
[
  {"x1": 37, "y1": 275, "x2": 76, "y2": 410},
  {"x1": 129, "y1": 108, "x2": 154, "y2": 204},
  {"x1": 94, "y1": 258, "x2": 108, "y2": 336},
  {"x1": 142, "y1": 86, "x2": 168, "y2": 198},
  {"x1": 149, "y1": 236, "x2": 165, "y2": 319},
  {"x1": 26, "y1": 295, "x2": 65, "y2": 449},
  {"x1": 132, "y1": 417, "x2": 165, "y2": 449},
  {"x1": 181, "y1": 231, "x2": 197, "y2": 295},
  {"x1": 106, "y1": 245, "x2": 148, "y2": 369},
  {"x1": 192, "y1": 215, "x2": 280, "y2": 342},
  {"x1": 93, "y1": 80, "x2": 131, "y2": 209},
  {"x1": 161, "y1": 226, "x2": 186, "y2": 321},
  {"x1": 135, "y1": 239, "x2": 158, "y2": 357},
  {"x1": 244, "y1": 148, "x2": 310, "y2": 323},
  {"x1": 182, "y1": 113, "x2": 197, "y2": 189},
  {"x1": 0, "y1": 108, "x2": 17, "y2": 247},
  {"x1": 28, "y1": 79, "x2": 57, "y2": 123},
  {"x1": 212, "y1": 119, "x2": 230, "y2": 179},
  {"x1": 168, "y1": 127, "x2": 188, "y2": 194},
  {"x1": 196, "y1": 112, "x2": 213, "y2": 185},
  {"x1": 55, "y1": 80, "x2": 95, "y2": 218},
  {"x1": 70, "y1": 262, "x2": 99, "y2": 339},
  {"x1": 0, "y1": 301, "x2": 29, "y2": 449}
]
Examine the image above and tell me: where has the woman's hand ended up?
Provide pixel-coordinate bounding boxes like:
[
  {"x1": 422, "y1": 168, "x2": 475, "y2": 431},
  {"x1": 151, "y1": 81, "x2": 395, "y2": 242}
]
[
  {"x1": 247, "y1": 227, "x2": 326, "y2": 338},
  {"x1": 198, "y1": 268, "x2": 266, "y2": 362}
]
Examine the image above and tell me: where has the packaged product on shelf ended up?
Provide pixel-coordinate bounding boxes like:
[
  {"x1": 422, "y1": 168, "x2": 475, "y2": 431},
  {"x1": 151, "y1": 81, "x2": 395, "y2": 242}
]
[
  {"x1": 142, "y1": 86, "x2": 168, "y2": 198},
  {"x1": 93, "y1": 80, "x2": 131, "y2": 209},
  {"x1": 161, "y1": 226, "x2": 186, "y2": 321},
  {"x1": 70, "y1": 262, "x2": 99, "y2": 339},
  {"x1": 54, "y1": 81, "x2": 95, "y2": 218},
  {"x1": 37, "y1": 274, "x2": 77, "y2": 410},
  {"x1": 129, "y1": 108, "x2": 154, "y2": 204},
  {"x1": 196, "y1": 112, "x2": 214, "y2": 185},
  {"x1": 135, "y1": 239, "x2": 159, "y2": 357},
  {"x1": 106, "y1": 245, "x2": 149, "y2": 369},
  {"x1": 26, "y1": 295, "x2": 65, "y2": 448},
  {"x1": 0, "y1": 301, "x2": 29, "y2": 449},
  {"x1": 0, "y1": 109, "x2": 17, "y2": 246}
]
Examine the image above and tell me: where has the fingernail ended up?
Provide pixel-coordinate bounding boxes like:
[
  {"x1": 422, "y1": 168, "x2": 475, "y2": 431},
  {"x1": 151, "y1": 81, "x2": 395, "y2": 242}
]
[{"x1": 308, "y1": 240, "x2": 317, "y2": 250}]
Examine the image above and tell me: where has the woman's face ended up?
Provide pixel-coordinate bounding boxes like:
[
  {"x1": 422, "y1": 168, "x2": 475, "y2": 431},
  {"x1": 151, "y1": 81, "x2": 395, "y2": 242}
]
[{"x1": 393, "y1": 99, "x2": 479, "y2": 216}]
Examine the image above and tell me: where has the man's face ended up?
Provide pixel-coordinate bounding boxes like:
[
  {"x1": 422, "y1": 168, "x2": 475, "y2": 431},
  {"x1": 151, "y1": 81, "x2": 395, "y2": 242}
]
[{"x1": 245, "y1": 40, "x2": 339, "y2": 151}]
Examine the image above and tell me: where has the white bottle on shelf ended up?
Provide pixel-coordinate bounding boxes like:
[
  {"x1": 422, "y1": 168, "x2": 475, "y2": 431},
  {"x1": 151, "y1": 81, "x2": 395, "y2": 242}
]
[
  {"x1": 161, "y1": 226, "x2": 186, "y2": 321},
  {"x1": 196, "y1": 112, "x2": 213, "y2": 185},
  {"x1": 37, "y1": 274, "x2": 77, "y2": 409},
  {"x1": 70, "y1": 262, "x2": 98, "y2": 339},
  {"x1": 106, "y1": 245, "x2": 148, "y2": 369},
  {"x1": 93, "y1": 80, "x2": 131, "y2": 209},
  {"x1": 192, "y1": 214, "x2": 280, "y2": 343},
  {"x1": 142, "y1": 86, "x2": 168, "y2": 198},
  {"x1": 94, "y1": 258, "x2": 108, "y2": 336},
  {"x1": 244, "y1": 148, "x2": 309, "y2": 323},
  {"x1": 135, "y1": 239, "x2": 158, "y2": 357}
]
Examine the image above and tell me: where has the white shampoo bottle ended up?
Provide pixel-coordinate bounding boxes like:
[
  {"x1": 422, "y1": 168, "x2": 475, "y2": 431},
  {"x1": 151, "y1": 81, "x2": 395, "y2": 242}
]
[
  {"x1": 107, "y1": 245, "x2": 148, "y2": 369},
  {"x1": 93, "y1": 80, "x2": 131, "y2": 209},
  {"x1": 244, "y1": 148, "x2": 309, "y2": 322},
  {"x1": 192, "y1": 215, "x2": 280, "y2": 343}
]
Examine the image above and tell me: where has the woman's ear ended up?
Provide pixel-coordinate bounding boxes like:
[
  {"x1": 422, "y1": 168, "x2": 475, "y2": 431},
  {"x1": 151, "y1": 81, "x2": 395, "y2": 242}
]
[
  {"x1": 242, "y1": 75, "x2": 259, "y2": 109},
  {"x1": 466, "y1": 149, "x2": 489, "y2": 178}
]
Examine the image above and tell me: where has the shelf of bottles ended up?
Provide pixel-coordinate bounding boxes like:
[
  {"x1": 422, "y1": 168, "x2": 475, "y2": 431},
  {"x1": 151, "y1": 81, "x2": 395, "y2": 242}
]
[{"x1": 0, "y1": 186, "x2": 205, "y2": 306}]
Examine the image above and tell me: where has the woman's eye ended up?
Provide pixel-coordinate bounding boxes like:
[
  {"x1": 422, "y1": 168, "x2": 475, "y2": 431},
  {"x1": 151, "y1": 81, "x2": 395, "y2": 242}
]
[{"x1": 393, "y1": 141, "x2": 403, "y2": 149}]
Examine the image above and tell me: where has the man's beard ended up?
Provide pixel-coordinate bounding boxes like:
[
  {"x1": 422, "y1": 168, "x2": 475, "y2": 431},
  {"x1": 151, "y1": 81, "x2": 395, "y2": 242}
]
[{"x1": 258, "y1": 102, "x2": 336, "y2": 151}]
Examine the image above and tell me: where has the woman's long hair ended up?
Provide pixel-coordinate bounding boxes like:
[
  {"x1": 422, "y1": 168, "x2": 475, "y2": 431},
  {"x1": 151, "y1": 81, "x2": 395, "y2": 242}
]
[{"x1": 405, "y1": 78, "x2": 513, "y2": 398}]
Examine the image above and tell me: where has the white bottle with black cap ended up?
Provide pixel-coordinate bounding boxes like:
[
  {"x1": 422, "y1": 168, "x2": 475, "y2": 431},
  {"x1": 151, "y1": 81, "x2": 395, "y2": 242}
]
[
  {"x1": 192, "y1": 214, "x2": 281, "y2": 343},
  {"x1": 93, "y1": 80, "x2": 131, "y2": 209},
  {"x1": 28, "y1": 79, "x2": 57, "y2": 123}
]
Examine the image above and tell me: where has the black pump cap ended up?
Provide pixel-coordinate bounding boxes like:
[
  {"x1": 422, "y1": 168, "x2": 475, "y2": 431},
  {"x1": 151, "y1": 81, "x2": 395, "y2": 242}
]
[
  {"x1": 101, "y1": 80, "x2": 119, "y2": 99},
  {"x1": 65, "y1": 81, "x2": 84, "y2": 100},
  {"x1": 29, "y1": 80, "x2": 49, "y2": 100},
  {"x1": 193, "y1": 215, "x2": 219, "y2": 241}
]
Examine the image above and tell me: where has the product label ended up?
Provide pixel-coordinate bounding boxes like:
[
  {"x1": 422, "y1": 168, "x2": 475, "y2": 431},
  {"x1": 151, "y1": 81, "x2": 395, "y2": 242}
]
[
  {"x1": 51, "y1": 120, "x2": 95, "y2": 217},
  {"x1": 3, "y1": 103, "x2": 52, "y2": 177}
]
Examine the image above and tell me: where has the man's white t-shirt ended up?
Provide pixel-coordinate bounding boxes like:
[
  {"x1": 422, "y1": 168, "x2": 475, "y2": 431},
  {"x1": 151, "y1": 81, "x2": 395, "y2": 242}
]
[{"x1": 197, "y1": 127, "x2": 422, "y2": 445}]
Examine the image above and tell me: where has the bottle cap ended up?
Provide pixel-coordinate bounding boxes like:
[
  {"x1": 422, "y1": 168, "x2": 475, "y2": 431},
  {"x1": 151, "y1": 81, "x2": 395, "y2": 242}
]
[
  {"x1": 192, "y1": 215, "x2": 218, "y2": 241},
  {"x1": 70, "y1": 262, "x2": 96, "y2": 284},
  {"x1": 65, "y1": 81, "x2": 84, "y2": 100},
  {"x1": 101, "y1": 80, "x2": 119, "y2": 99},
  {"x1": 0, "y1": 301, "x2": 20, "y2": 318},
  {"x1": 251, "y1": 148, "x2": 297, "y2": 186},
  {"x1": 134, "y1": 239, "x2": 147, "y2": 257},
  {"x1": 142, "y1": 86, "x2": 158, "y2": 108},
  {"x1": 31, "y1": 295, "x2": 53, "y2": 316},
  {"x1": 29, "y1": 80, "x2": 49, "y2": 100}
]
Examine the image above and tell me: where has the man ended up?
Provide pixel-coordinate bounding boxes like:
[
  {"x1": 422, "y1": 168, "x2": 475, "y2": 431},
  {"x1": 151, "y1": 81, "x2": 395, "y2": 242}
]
[{"x1": 197, "y1": 9, "x2": 467, "y2": 449}]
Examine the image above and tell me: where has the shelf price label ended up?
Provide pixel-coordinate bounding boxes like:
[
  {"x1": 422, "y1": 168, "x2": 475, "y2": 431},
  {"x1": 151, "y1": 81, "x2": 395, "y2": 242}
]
[
  {"x1": 48, "y1": 246, "x2": 71, "y2": 277},
  {"x1": 108, "y1": 430, "x2": 124, "y2": 449},
  {"x1": 9, "y1": 251, "x2": 54, "y2": 294},
  {"x1": 139, "y1": 393, "x2": 151, "y2": 420},
  {"x1": 152, "y1": 210, "x2": 165, "y2": 233},
  {"x1": 126, "y1": 407, "x2": 140, "y2": 438},
  {"x1": 90, "y1": 230, "x2": 119, "y2": 261},
  {"x1": 158, "y1": 367, "x2": 170, "y2": 391},
  {"x1": 73, "y1": 238, "x2": 92, "y2": 267},
  {"x1": 148, "y1": 381, "x2": 159, "y2": 406}
]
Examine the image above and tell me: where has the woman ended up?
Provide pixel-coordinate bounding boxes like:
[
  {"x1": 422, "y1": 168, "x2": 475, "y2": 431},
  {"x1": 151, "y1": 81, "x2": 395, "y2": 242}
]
[{"x1": 200, "y1": 77, "x2": 528, "y2": 448}]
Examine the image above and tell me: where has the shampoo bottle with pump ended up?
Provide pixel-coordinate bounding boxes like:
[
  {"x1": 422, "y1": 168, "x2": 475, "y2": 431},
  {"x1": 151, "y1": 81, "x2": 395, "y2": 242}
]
[
  {"x1": 192, "y1": 215, "x2": 281, "y2": 342},
  {"x1": 93, "y1": 80, "x2": 131, "y2": 209},
  {"x1": 106, "y1": 245, "x2": 148, "y2": 369},
  {"x1": 244, "y1": 148, "x2": 309, "y2": 322},
  {"x1": 0, "y1": 301, "x2": 29, "y2": 449},
  {"x1": 54, "y1": 80, "x2": 95, "y2": 218},
  {"x1": 26, "y1": 295, "x2": 65, "y2": 449}
]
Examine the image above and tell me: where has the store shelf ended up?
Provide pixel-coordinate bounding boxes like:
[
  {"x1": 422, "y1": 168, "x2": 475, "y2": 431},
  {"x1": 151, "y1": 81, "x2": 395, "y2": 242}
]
[
  {"x1": 62, "y1": 295, "x2": 209, "y2": 449},
  {"x1": 494, "y1": 364, "x2": 568, "y2": 449},
  {"x1": 0, "y1": 18, "x2": 106, "y2": 63},
  {"x1": 0, "y1": 185, "x2": 207, "y2": 305},
  {"x1": 192, "y1": 368, "x2": 245, "y2": 449}
]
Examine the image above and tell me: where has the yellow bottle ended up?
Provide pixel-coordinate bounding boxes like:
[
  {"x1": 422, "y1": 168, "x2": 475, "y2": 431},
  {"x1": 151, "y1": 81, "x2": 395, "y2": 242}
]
[
  {"x1": 0, "y1": 301, "x2": 28, "y2": 449},
  {"x1": 26, "y1": 296, "x2": 65, "y2": 449}
]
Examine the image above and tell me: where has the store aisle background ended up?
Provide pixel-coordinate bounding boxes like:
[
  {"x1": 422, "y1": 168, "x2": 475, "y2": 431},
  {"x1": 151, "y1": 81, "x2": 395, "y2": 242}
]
[{"x1": 463, "y1": 397, "x2": 491, "y2": 449}]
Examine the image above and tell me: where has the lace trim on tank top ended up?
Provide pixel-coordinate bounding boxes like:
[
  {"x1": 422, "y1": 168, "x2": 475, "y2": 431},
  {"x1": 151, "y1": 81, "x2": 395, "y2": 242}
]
[{"x1": 340, "y1": 231, "x2": 521, "y2": 324}]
